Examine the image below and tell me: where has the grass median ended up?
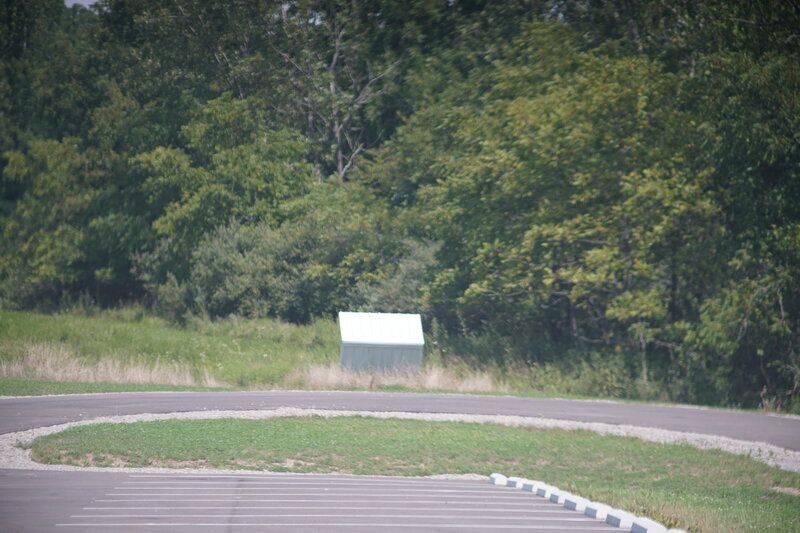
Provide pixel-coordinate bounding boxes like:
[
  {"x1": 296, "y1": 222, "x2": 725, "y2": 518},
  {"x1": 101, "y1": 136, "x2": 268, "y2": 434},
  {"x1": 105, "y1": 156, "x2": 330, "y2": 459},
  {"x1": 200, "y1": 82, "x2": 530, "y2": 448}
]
[{"x1": 25, "y1": 416, "x2": 800, "y2": 533}]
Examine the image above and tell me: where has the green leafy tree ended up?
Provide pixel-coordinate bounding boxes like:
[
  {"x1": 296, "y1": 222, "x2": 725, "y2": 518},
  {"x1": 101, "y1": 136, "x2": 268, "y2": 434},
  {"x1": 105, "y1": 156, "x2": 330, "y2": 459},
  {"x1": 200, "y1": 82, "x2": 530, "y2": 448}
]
[
  {"x1": 188, "y1": 183, "x2": 406, "y2": 323},
  {"x1": 134, "y1": 94, "x2": 316, "y2": 285},
  {"x1": 1, "y1": 138, "x2": 100, "y2": 306}
]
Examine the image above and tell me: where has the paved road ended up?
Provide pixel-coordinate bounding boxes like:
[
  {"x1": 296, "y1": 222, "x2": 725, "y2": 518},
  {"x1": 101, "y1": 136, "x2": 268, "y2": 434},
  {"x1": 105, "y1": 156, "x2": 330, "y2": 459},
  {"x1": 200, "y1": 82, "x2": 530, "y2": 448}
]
[
  {"x1": 2, "y1": 391, "x2": 799, "y2": 532},
  {"x1": 2, "y1": 391, "x2": 799, "y2": 450}
]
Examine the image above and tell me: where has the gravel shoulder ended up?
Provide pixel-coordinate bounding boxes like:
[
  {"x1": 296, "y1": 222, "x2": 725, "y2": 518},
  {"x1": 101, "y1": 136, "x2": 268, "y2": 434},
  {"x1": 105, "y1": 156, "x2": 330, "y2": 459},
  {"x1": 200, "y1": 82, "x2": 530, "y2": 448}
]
[{"x1": 3, "y1": 407, "x2": 799, "y2": 473}]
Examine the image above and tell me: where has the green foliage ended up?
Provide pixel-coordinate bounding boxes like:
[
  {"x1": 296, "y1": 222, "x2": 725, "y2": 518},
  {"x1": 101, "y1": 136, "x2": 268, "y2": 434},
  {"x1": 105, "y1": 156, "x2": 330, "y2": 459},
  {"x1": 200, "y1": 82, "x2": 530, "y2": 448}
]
[
  {"x1": 368, "y1": 15, "x2": 799, "y2": 409},
  {"x1": 134, "y1": 95, "x2": 317, "y2": 284},
  {"x1": 1, "y1": 0, "x2": 799, "y2": 409},
  {"x1": 349, "y1": 240, "x2": 438, "y2": 314},
  {"x1": 185, "y1": 183, "x2": 407, "y2": 323},
  {"x1": 1, "y1": 138, "x2": 99, "y2": 307}
]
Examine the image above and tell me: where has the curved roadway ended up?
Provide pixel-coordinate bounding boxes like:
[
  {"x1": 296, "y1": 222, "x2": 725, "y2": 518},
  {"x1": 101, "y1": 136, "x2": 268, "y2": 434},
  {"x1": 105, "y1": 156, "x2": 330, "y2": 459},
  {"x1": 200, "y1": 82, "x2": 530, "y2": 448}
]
[{"x1": 2, "y1": 391, "x2": 799, "y2": 450}]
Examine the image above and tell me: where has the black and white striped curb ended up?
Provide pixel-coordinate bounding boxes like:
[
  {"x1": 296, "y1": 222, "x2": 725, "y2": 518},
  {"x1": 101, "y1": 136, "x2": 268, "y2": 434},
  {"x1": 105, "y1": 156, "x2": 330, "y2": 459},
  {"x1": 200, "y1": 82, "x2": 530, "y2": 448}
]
[{"x1": 489, "y1": 473, "x2": 688, "y2": 533}]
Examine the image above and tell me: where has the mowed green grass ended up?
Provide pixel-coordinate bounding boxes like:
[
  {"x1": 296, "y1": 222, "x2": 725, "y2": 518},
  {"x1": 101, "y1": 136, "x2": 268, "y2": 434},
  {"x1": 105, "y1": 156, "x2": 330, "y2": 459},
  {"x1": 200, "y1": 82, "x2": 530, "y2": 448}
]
[
  {"x1": 0, "y1": 309, "x2": 338, "y2": 388},
  {"x1": 27, "y1": 416, "x2": 800, "y2": 533},
  {"x1": 0, "y1": 378, "x2": 225, "y2": 396}
]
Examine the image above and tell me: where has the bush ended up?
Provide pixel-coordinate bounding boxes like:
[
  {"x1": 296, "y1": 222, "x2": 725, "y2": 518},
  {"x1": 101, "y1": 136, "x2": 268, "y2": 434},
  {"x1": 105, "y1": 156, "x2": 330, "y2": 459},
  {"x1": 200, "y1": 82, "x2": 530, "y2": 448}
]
[
  {"x1": 349, "y1": 240, "x2": 439, "y2": 314},
  {"x1": 185, "y1": 183, "x2": 407, "y2": 323}
]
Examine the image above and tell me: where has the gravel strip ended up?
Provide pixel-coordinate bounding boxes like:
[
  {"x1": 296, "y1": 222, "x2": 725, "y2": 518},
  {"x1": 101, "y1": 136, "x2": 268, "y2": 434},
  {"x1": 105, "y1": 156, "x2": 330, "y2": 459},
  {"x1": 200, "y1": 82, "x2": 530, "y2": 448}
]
[{"x1": 2, "y1": 407, "x2": 799, "y2": 473}]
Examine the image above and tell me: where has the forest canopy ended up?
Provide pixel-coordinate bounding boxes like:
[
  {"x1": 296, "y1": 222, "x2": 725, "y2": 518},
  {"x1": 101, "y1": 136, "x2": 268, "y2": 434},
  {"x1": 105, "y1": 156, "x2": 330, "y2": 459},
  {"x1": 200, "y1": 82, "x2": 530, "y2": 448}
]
[{"x1": 2, "y1": 0, "x2": 799, "y2": 410}]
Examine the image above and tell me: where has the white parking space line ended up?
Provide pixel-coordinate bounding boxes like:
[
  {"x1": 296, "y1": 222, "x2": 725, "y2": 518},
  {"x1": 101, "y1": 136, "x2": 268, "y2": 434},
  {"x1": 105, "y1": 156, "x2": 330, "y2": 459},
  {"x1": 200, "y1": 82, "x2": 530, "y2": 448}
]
[
  {"x1": 124, "y1": 478, "x2": 494, "y2": 486},
  {"x1": 57, "y1": 473, "x2": 622, "y2": 532},
  {"x1": 126, "y1": 475, "x2": 493, "y2": 484},
  {"x1": 112, "y1": 487, "x2": 528, "y2": 493},
  {"x1": 83, "y1": 506, "x2": 571, "y2": 512},
  {"x1": 57, "y1": 524, "x2": 619, "y2": 530},
  {"x1": 71, "y1": 514, "x2": 603, "y2": 521},
  {"x1": 103, "y1": 493, "x2": 544, "y2": 499},
  {"x1": 94, "y1": 493, "x2": 550, "y2": 500},
  {"x1": 95, "y1": 498, "x2": 542, "y2": 505}
]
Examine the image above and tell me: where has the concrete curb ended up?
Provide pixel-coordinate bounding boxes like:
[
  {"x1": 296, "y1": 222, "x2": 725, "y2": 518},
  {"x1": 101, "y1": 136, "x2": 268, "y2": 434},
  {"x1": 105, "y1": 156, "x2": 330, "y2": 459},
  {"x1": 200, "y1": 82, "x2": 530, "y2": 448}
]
[{"x1": 489, "y1": 473, "x2": 688, "y2": 533}]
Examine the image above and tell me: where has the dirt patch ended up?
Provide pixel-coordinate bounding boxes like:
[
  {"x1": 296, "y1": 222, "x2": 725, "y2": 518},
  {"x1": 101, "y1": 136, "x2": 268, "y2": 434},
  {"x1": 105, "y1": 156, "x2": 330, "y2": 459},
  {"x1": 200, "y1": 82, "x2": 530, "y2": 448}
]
[
  {"x1": 85, "y1": 452, "x2": 132, "y2": 468},
  {"x1": 280, "y1": 458, "x2": 316, "y2": 468},
  {"x1": 771, "y1": 485, "x2": 800, "y2": 496},
  {"x1": 151, "y1": 458, "x2": 215, "y2": 469}
]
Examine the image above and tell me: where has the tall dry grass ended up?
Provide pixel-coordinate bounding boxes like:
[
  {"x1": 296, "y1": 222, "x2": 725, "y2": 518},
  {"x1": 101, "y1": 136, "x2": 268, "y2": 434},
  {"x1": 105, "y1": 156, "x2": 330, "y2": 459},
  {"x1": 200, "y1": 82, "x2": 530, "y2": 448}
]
[
  {"x1": 299, "y1": 363, "x2": 506, "y2": 394},
  {"x1": 0, "y1": 342, "x2": 223, "y2": 387}
]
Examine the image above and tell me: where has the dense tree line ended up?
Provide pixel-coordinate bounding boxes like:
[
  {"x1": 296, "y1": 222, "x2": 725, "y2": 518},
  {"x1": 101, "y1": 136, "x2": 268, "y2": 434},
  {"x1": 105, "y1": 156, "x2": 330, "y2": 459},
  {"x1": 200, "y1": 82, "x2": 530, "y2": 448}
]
[{"x1": 1, "y1": 0, "x2": 798, "y2": 410}]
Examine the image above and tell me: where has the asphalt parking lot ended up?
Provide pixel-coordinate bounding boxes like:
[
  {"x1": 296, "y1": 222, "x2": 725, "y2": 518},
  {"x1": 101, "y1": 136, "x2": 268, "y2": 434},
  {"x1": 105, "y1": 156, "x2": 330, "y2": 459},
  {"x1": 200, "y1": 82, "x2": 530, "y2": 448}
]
[{"x1": 1, "y1": 470, "x2": 623, "y2": 532}]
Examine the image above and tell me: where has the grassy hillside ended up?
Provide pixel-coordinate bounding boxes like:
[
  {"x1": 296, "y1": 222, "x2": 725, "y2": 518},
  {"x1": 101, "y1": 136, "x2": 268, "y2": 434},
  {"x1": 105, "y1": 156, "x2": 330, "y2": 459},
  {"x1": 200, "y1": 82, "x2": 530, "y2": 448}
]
[
  {"x1": 2, "y1": 309, "x2": 793, "y2": 412},
  {"x1": 0, "y1": 309, "x2": 506, "y2": 395},
  {"x1": 0, "y1": 309, "x2": 337, "y2": 390},
  {"x1": 0, "y1": 309, "x2": 649, "y2": 399}
]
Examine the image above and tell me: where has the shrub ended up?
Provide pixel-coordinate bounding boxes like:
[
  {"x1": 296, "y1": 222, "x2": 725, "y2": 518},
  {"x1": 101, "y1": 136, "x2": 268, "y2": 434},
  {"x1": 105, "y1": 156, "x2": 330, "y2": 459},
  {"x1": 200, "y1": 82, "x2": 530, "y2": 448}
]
[
  {"x1": 186, "y1": 183, "x2": 407, "y2": 323},
  {"x1": 349, "y1": 240, "x2": 439, "y2": 314}
]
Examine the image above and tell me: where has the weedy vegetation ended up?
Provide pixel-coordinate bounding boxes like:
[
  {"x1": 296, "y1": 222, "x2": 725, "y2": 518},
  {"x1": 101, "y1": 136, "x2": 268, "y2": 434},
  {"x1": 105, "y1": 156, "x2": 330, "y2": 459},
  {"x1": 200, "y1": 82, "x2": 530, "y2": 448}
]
[
  {"x1": 0, "y1": 309, "x2": 683, "y2": 400},
  {"x1": 0, "y1": 309, "x2": 336, "y2": 391}
]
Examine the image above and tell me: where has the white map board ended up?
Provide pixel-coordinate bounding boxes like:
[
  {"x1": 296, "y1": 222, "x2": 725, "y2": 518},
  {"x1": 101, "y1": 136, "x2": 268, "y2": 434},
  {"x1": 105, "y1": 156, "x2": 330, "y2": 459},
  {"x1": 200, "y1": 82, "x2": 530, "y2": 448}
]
[{"x1": 339, "y1": 312, "x2": 424, "y2": 372}]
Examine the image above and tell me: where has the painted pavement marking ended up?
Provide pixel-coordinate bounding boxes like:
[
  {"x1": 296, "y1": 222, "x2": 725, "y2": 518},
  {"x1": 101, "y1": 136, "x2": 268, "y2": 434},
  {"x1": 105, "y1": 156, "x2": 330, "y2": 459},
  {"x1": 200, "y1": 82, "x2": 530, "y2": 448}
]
[
  {"x1": 56, "y1": 473, "x2": 623, "y2": 532},
  {"x1": 57, "y1": 524, "x2": 619, "y2": 530}
]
